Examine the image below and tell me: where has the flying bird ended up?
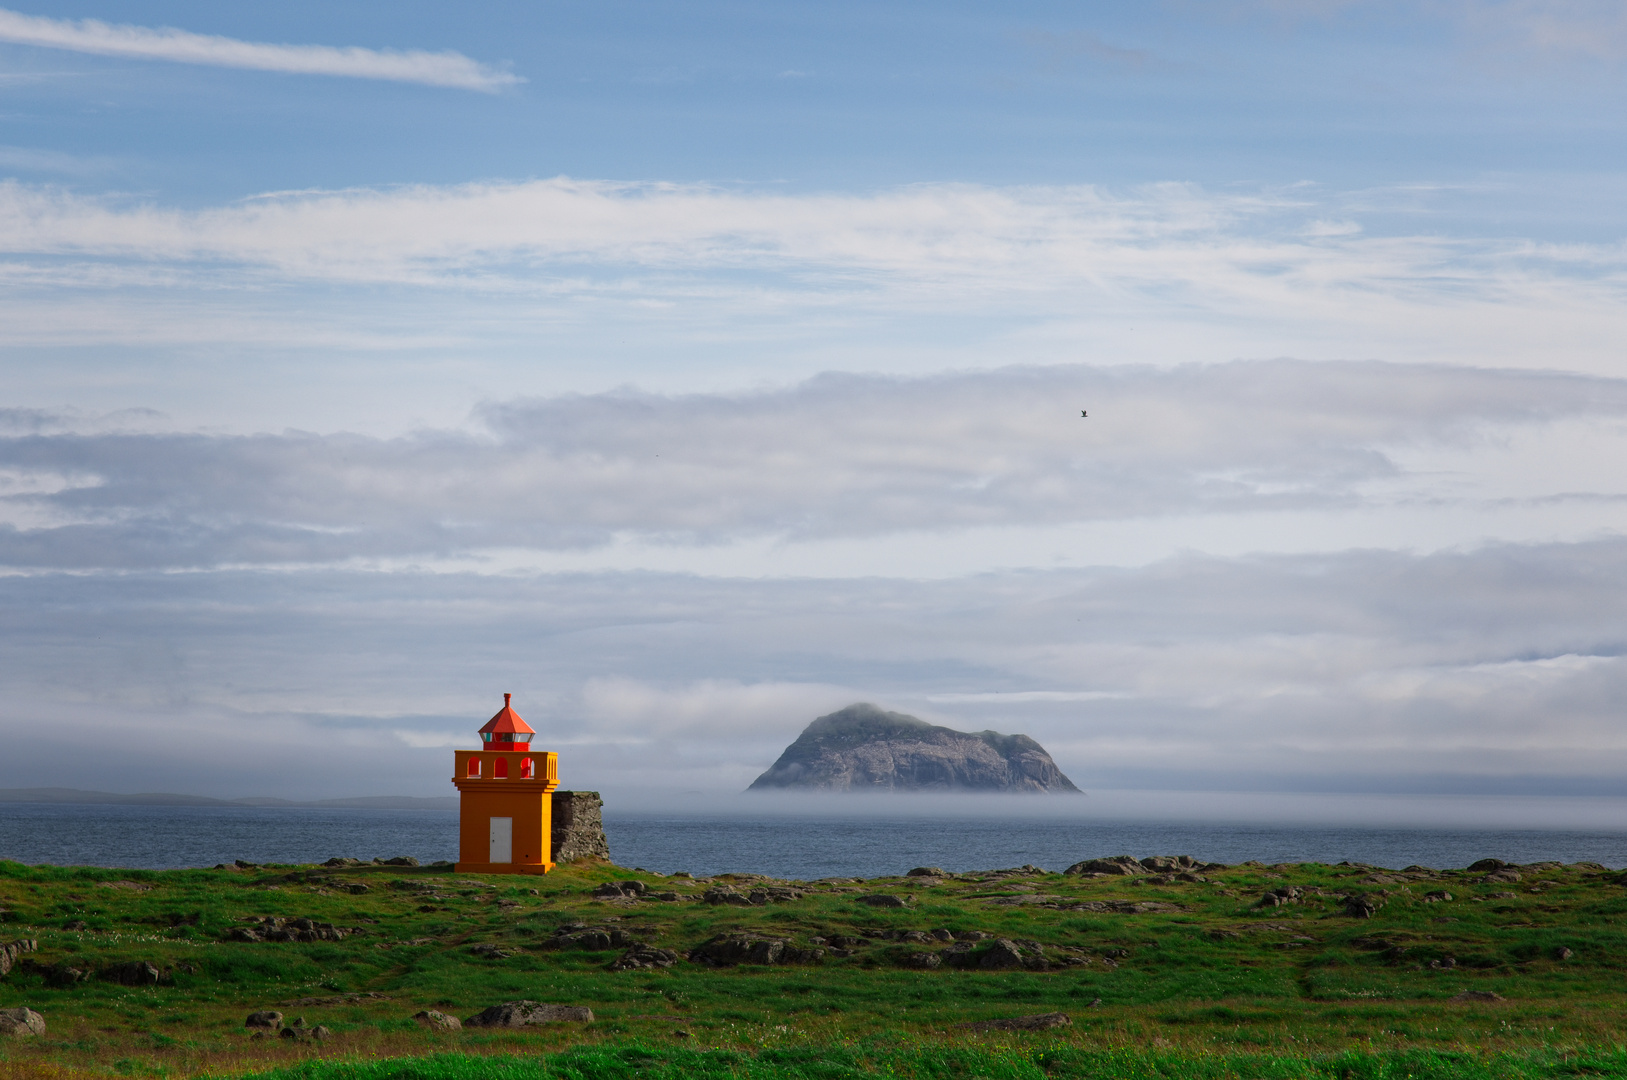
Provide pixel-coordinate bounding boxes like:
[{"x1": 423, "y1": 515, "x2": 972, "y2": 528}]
[{"x1": 1080, "y1": 410, "x2": 1088, "y2": 417}]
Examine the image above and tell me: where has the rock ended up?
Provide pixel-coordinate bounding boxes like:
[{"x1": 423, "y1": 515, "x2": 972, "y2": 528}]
[
  {"x1": 0, "y1": 1008, "x2": 45, "y2": 1037},
  {"x1": 100, "y1": 961, "x2": 161, "y2": 986},
  {"x1": 280, "y1": 1026, "x2": 302, "y2": 1040},
  {"x1": 1466, "y1": 859, "x2": 1507, "y2": 873},
  {"x1": 701, "y1": 886, "x2": 753, "y2": 906},
  {"x1": 1139, "y1": 855, "x2": 1199, "y2": 872},
  {"x1": 960, "y1": 1012, "x2": 1071, "y2": 1032},
  {"x1": 1556, "y1": 946, "x2": 1574, "y2": 961},
  {"x1": 552, "y1": 791, "x2": 612, "y2": 863},
  {"x1": 1450, "y1": 990, "x2": 1505, "y2": 1003},
  {"x1": 382, "y1": 856, "x2": 419, "y2": 866},
  {"x1": 469, "y1": 944, "x2": 514, "y2": 959},
  {"x1": 593, "y1": 881, "x2": 646, "y2": 899},
  {"x1": 747, "y1": 703, "x2": 1082, "y2": 793},
  {"x1": 228, "y1": 916, "x2": 348, "y2": 943},
  {"x1": 245, "y1": 1010, "x2": 283, "y2": 1030},
  {"x1": 311, "y1": 1025, "x2": 332, "y2": 1041},
  {"x1": 347, "y1": 884, "x2": 371, "y2": 895},
  {"x1": 323, "y1": 858, "x2": 364, "y2": 867},
  {"x1": 1482, "y1": 869, "x2": 1522, "y2": 884},
  {"x1": 1344, "y1": 893, "x2": 1385, "y2": 918},
  {"x1": 0, "y1": 938, "x2": 37, "y2": 977},
  {"x1": 1257, "y1": 887, "x2": 1301, "y2": 908},
  {"x1": 857, "y1": 894, "x2": 910, "y2": 908},
  {"x1": 907, "y1": 867, "x2": 947, "y2": 877},
  {"x1": 62, "y1": 920, "x2": 88, "y2": 931},
  {"x1": 609, "y1": 947, "x2": 680, "y2": 971},
  {"x1": 1064, "y1": 856, "x2": 1145, "y2": 876},
  {"x1": 464, "y1": 1000, "x2": 594, "y2": 1027},
  {"x1": 1423, "y1": 891, "x2": 1453, "y2": 903},
  {"x1": 688, "y1": 935, "x2": 824, "y2": 966},
  {"x1": 550, "y1": 926, "x2": 636, "y2": 950},
  {"x1": 414, "y1": 1010, "x2": 463, "y2": 1031},
  {"x1": 979, "y1": 938, "x2": 1029, "y2": 970},
  {"x1": 901, "y1": 951, "x2": 942, "y2": 969},
  {"x1": 48, "y1": 965, "x2": 89, "y2": 987}
]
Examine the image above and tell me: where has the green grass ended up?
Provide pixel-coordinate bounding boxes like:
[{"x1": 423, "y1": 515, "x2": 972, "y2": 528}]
[
  {"x1": 0, "y1": 856, "x2": 1625, "y2": 1077},
  {"x1": 238, "y1": 1045, "x2": 1627, "y2": 1080}
]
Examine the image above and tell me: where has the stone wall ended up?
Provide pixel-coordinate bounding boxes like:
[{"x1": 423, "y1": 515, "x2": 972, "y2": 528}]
[{"x1": 551, "y1": 791, "x2": 610, "y2": 863}]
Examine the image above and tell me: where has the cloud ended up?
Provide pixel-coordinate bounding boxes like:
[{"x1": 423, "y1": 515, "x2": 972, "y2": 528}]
[
  {"x1": 1, "y1": 360, "x2": 1624, "y2": 570},
  {"x1": 1, "y1": 539, "x2": 1625, "y2": 799},
  {"x1": 0, "y1": 8, "x2": 521, "y2": 91}
]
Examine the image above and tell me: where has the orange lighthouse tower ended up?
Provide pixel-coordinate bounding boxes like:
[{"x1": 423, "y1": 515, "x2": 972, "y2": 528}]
[{"x1": 452, "y1": 694, "x2": 559, "y2": 874}]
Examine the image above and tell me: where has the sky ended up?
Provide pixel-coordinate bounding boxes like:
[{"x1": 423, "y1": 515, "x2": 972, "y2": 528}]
[{"x1": 3, "y1": 0, "x2": 1627, "y2": 814}]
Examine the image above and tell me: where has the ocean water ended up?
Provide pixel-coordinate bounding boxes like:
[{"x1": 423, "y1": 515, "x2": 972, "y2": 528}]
[{"x1": 2, "y1": 801, "x2": 1627, "y2": 877}]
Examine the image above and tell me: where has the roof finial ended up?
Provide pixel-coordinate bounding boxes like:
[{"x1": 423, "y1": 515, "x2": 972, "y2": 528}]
[{"x1": 504, "y1": 692, "x2": 512, "y2": 707}]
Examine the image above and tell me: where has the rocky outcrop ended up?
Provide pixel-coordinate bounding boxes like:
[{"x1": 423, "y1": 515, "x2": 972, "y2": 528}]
[
  {"x1": 463, "y1": 1001, "x2": 594, "y2": 1027},
  {"x1": 0, "y1": 939, "x2": 36, "y2": 978},
  {"x1": 747, "y1": 704, "x2": 1081, "y2": 793},
  {"x1": 552, "y1": 791, "x2": 610, "y2": 863}
]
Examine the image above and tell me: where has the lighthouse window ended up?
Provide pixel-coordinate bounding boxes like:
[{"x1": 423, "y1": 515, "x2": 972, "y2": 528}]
[
  {"x1": 467, "y1": 758, "x2": 481, "y2": 778},
  {"x1": 520, "y1": 757, "x2": 535, "y2": 779},
  {"x1": 494, "y1": 757, "x2": 509, "y2": 779}
]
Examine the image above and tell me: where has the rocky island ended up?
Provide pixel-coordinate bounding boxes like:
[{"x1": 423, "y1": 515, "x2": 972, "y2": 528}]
[{"x1": 747, "y1": 703, "x2": 1081, "y2": 793}]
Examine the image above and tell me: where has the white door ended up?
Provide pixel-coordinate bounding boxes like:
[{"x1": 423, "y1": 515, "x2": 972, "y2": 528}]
[{"x1": 489, "y1": 817, "x2": 513, "y2": 863}]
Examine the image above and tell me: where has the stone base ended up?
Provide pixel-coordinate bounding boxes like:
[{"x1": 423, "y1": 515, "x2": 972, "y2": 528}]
[
  {"x1": 453, "y1": 862, "x2": 555, "y2": 876},
  {"x1": 551, "y1": 791, "x2": 611, "y2": 863}
]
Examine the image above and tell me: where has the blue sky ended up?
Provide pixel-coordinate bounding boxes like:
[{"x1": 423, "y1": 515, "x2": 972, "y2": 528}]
[{"x1": 4, "y1": 1, "x2": 1627, "y2": 812}]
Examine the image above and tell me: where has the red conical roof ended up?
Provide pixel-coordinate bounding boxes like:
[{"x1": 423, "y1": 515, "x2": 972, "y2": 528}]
[{"x1": 479, "y1": 693, "x2": 535, "y2": 735}]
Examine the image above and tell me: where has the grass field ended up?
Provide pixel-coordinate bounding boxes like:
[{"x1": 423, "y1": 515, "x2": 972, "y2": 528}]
[{"x1": 1, "y1": 855, "x2": 1625, "y2": 1077}]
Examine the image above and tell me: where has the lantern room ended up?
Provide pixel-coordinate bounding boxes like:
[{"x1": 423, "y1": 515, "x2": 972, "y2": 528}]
[{"x1": 452, "y1": 694, "x2": 559, "y2": 875}]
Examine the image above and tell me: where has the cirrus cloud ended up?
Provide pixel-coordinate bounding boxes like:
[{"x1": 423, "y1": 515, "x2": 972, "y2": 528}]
[{"x1": 0, "y1": 8, "x2": 522, "y2": 92}]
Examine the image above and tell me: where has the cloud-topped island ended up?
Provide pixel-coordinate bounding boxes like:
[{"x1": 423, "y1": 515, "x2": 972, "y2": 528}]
[{"x1": 748, "y1": 703, "x2": 1081, "y2": 794}]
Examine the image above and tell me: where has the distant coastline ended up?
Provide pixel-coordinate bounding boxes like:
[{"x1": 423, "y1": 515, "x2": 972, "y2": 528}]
[{"x1": 0, "y1": 787, "x2": 457, "y2": 811}]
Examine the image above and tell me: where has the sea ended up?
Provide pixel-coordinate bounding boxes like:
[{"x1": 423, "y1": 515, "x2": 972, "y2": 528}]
[{"x1": 3, "y1": 801, "x2": 1627, "y2": 877}]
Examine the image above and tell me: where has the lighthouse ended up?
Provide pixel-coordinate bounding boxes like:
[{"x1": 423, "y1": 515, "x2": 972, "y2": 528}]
[{"x1": 452, "y1": 694, "x2": 559, "y2": 874}]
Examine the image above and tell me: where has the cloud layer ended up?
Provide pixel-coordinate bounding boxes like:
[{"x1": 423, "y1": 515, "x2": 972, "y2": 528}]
[
  {"x1": 2, "y1": 360, "x2": 1624, "y2": 570},
  {"x1": 1, "y1": 538, "x2": 1623, "y2": 801},
  {"x1": 0, "y1": 8, "x2": 521, "y2": 91}
]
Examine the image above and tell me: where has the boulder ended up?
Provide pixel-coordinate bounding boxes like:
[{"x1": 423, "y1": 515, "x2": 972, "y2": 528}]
[
  {"x1": 960, "y1": 1012, "x2": 1071, "y2": 1032},
  {"x1": 346, "y1": 884, "x2": 371, "y2": 895},
  {"x1": 901, "y1": 951, "x2": 942, "y2": 969},
  {"x1": 1482, "y1": 869, "x2": 1522, "y2": 884},
  {"x1": 0, "y1": 1008, "x2": 45, "y2": 1037},
  {"x1": 1064, "y1": 856, "x2": 1145, "y2": 876},
  {"x1": 978, "y1": 939, "x2": 1029, "y2": 970},
  {"x1": 856, "y1": 894, "x2": 910, "y2": 908},
  {"x1": 245, "y1": 1010, "x2": 283, "y2": 1030},
  {"x1": 1466, "y1": 859, "x2": 1507, "y2": 873},
  {"x1": 414, "y1": 1010, "x2": 463, "y2": 1031},
  {"x1": 311, "y1": 1026, "x2": 333, "y2": 1041},
  {"x1": 593, "y1": 881, "x2": 646, "y2": 899},
  {"x1": 550, "y1": 926, "x2": 635, "y2": 950},
  {"x1": 469, "y1": 944, "x2": 514, "y2": 959},
  {"x1": 1139, "y1": 855, "x2": 1198, "y2": 872},
  {"x1": 323, "y1": 858, "x2": 364, "y2": 867},
  {"x1": 1344, "y1": 893, "x2": 1385, "y2": 918},
  {"x1": 688, "y1": 935, "x2": 824, "y2": 966},
  {"x1": 907, "y1": 867, "x2": 947, "y2": 877},
  {"x1": 100, "y1": 961, "x2": 161, "y2": 986},
  {"x1": 381, "y1": 857, "x2": 419, "y2": 866},
  {"x1": 1450, "y1": 990, "x2": 1505, "y2": 1003},
  {"x1": 609, "y1": 947, "x2": 680, "y2": 971},
  {"x1": 464, "y1": 1000, "x2": 594, "y2": 1027}
]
